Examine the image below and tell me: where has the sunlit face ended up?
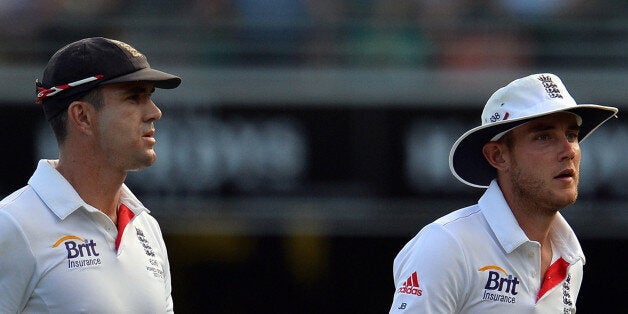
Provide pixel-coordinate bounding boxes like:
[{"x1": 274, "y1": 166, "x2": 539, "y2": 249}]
[
  {"x1": 502, "y1": 112, "x2": 581, "y2": 213},
  {"x1": 92, "y1": 82, "x2": 162, "y2": 172}
]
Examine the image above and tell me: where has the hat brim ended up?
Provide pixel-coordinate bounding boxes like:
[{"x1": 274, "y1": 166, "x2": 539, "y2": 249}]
[
  {"x1": 449, "y1": 104, "x2": 618, "y2": 188},
  {"x1": 102, "y1": 67, "x2": 181, "y2": 89}
]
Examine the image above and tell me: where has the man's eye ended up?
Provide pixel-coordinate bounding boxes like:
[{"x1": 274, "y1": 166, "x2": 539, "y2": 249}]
[{"x1": 567, "y1": 132, "x2": 579, "y2": 141}]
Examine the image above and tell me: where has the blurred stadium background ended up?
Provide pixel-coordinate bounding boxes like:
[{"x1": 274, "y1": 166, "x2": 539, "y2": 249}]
[{"x1": 1, "y1": 0, "x2": 626, "y2": 312}]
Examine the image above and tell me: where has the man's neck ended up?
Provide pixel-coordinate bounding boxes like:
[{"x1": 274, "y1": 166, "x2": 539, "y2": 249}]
[
  {"x1": 497, "y1": 179, "x2": 559, "y2": 244},
  {"x1": 507, "y1": 196, "x2": 558, "y2": 281},
  {"x1": 510, "y1": 205, "x2": 556, "y2": 244},
  {"x1": 56, "y1": 155, "x2": 126, "y2": 224}
]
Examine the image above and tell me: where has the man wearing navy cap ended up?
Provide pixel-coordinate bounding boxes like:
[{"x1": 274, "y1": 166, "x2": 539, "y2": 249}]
[
  {"x1": 389, "y1": 73, "x2": 618, "y2": 313},
  {"x1": 0, "y1": 37, "x2": 181, "y2": 312}
]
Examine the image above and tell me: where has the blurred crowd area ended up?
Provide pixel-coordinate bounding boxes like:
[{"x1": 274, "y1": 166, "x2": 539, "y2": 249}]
[{"x1": 1, "y1": 0, "x2": 626, "y2": 68}]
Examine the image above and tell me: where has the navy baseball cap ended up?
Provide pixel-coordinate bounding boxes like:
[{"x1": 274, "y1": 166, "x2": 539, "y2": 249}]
[{"x1": 36, "y1": 37, "x2": 181, "y2": 120}]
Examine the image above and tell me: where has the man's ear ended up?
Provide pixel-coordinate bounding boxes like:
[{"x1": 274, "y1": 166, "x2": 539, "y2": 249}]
[
  {"x1": 67, "y1": 101, "x2": 96, "y2": 135},
  {"x1": 482, "y1": 141, "x2": 509, "y2": 171}
]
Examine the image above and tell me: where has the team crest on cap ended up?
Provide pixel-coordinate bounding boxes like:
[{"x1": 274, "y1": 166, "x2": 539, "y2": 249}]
[
  {"x1": 537, "y1": 75, "x2": 563, "y2": 99},
  {"x1": 110, "y1": 39, "x2": 144, "y2": 58}
]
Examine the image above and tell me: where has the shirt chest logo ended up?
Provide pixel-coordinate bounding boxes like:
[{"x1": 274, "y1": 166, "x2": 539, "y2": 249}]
[
  {"x1": 479, "y1": 265, "x2": 519, "y2": 304},
  {"x1": 52, "y1": 235, "x2": 102, "y2": 269},
  {"x1": 135, "y1": 227, "x2": 164, "y2": 280}
]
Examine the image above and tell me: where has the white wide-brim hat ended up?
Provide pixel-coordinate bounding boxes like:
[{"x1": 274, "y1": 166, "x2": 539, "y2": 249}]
[{"x1": 449, "y1": 73, "x2": 618, "y2": 188}]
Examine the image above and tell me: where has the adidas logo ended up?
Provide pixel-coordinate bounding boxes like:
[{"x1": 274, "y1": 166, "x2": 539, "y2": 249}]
[{"x1": 398, "y1": 271, "x2": 423, "y2": 296}]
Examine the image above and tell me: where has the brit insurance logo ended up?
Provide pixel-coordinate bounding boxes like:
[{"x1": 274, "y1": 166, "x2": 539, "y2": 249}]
[
  {"x1": 52, "y1": 235, "x2": 102, "y2": 269},
  {"x1": 479, "y1": 265, "x2": 519, "y2": 304}
]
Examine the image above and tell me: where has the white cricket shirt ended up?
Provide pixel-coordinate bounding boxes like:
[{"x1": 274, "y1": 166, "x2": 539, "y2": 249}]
[
  {"x1": 0, "y1": 160, "x2": 173, "y2": 313},
  {"x1": 390, "y1": 180, "x2": 585, "y2": 313}
]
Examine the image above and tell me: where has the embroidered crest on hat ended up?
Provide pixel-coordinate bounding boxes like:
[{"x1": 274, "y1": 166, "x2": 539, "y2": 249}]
[
  {"x1": 110, "y1": 39, "x2": 144, "y2": 58},
  {"x1": 537, "y1": 75, "x2": 563, "y2": 99}
]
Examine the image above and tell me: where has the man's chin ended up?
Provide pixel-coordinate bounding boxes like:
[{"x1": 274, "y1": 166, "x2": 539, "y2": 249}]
[
  {"x1": 555, "y1": 191, "x2": 578, "y2": 209},
  {"x1": 127, "y1": 152, "x2": 157, "y2": 172}
]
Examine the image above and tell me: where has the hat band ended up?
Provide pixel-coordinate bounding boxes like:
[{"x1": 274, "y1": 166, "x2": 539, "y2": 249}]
[
  {"x1": 36, "y1": 74, "x2": 104, "y2": 103},
  {"x1": 489, "y1": 112, "x2": 583, "y2": 141}
]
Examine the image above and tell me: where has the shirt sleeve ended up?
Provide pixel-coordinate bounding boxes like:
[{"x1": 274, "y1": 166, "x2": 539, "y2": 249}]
[
  {"x1": 0, "y1": 211, "x2": 37, "y2": 312},
  {"x1": 389, "y1": 223, "x2": 470, "y2": 314}
]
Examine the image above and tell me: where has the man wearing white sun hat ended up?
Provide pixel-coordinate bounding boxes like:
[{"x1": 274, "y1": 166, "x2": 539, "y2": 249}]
[{"x1": 390, "y1": 73, "x2": 618, "y2": 313}]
